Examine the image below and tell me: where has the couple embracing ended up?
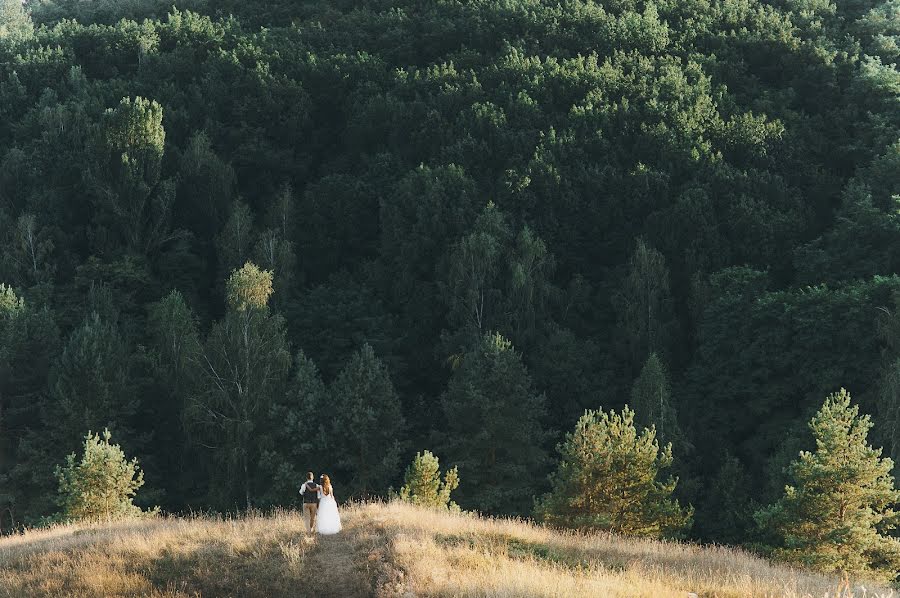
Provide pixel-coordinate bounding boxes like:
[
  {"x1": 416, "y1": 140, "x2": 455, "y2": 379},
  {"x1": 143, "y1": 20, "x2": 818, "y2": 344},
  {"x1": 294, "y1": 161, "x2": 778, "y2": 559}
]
[{"x1": 300, "y1": 471, "x2": 342, "y2": 535}]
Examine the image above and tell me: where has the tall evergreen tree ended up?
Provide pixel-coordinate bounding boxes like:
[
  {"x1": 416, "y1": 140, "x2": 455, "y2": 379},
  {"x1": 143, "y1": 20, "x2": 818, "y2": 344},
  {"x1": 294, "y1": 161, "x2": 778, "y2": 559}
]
[
  {"x1": 756, "y1": 389, "x2": 900, "y2": 582},
  {"x1": 0, "y1": 285, "x2": 60, "y2": 529},
  {"x1": 326, "y1": 343, "x2": 404, "y2": 496},
  {"x1": 630, "y1": 353, "x2": 682, "y2": 449},
  {"x1": 258, "y1": 349, "x2": 328, "y2": 506},
  {"x1": 441, "y1": 332, "x2": 549, "y2": 515},
  {"x1": 614, "y1": 238, "x2": 676, "y2": 369},
  {"x1": 146, "y1": 290, "x2": 201, "y2": 503},
  {"x1": 536, "y1": 406, "x2": 692, "y2": 538}
]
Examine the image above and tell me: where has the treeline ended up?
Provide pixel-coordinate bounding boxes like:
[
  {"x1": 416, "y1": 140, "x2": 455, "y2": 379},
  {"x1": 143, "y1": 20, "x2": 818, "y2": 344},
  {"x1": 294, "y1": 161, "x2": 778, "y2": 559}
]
[{"x1": 0, "y1": 0, "x2": 898, "y2": 550}]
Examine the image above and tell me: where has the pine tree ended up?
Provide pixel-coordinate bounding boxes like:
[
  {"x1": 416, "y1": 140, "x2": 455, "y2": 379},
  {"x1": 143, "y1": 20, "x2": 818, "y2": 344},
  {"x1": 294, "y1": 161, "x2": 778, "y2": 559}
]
[
  {"x1": 258, "y1": 350, "x2": 328, "y2": 506},
  {"x1": 327, "y1": 344, "x2": 404, "y2": 496},
  {"x1": 0, "y1": 286, "x2": 60, "y2": 528},
  {"x1": 630, "y1": 353, "x2": 682, "y2": 449},
  {"x1": 755, "y1": 389, "x2": 900, "y2": 581},
  {"x1": 399, "y1": 450, "x2": 459, "y2": 510},
  {"x1": 614, "y1": 238, "x2": 676, "y2": 368},
  {"x1": 47, "y1": 312, "x2": 139, "y2": 462},
  {"x1": 55, "y1": 429, "x2": 146, "y2": 522},
  {"x1": 441, "y1": 332, "x2": 549, "y2": 515},
  {"x1": 146, "y1": 290, "x2": 201, "y2": 504},
  {"x1": 536, "y1": 406, "x2": 692, "y2": 538}
]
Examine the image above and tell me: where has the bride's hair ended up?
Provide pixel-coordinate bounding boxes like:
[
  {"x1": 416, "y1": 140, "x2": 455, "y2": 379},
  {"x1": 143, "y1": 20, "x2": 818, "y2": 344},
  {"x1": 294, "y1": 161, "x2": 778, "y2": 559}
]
[{"x1": 321, "y1": 474, "x2": 333, "y2": 496}]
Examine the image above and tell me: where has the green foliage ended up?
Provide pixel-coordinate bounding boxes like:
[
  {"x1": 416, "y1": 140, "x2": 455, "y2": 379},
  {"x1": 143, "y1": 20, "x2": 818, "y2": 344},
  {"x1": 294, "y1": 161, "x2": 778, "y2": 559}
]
[
  {"x1": 0, "y1": 0, "x2": 32, "y2": 41},
  {"x1": 399, "y1": 450, "x2": 460, "y2": 510},
  {"x1": 0, "y1": 283, "x2": 22, "y2": 315},
  {"x1": 613, "y1": 239, "x2": 676, "y2": 369},
  {"x1": 226, "y1": 261, "x2": 274, "y2": 312},
  {"x1": 441, "y1": 332, "x2": 549, "y2": 515},
  {"x1": 756, "y1": 389, "x2": 900, "y2": 581},
  {"x1": 537, "y1": 406, "x2": 692, "y2": 539},
  {"x1": 326, "y1": 344, "x2": 405, "y2": 496},
  {"x1": 0, "y1": 0, "x2": 899, "y2": 543},
  {"x1": 257, "y1": 350, "x2": 328, "y2": 506},
  {"x1": 630, "y1": 353, "x2": 682, "y2": 450},
  {"x1": 54, "y1": 429, "x2": 147, "y2": 522},
  {"x1": 191, "y1": 264, "x2": 290, "y2": 508}
]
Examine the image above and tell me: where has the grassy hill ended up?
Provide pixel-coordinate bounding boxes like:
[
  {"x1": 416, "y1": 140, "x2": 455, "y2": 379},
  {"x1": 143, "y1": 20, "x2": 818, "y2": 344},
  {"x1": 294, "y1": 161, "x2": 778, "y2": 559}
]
[{"x1": 0, "y1": 502, "x2": 890, "y2": 598}]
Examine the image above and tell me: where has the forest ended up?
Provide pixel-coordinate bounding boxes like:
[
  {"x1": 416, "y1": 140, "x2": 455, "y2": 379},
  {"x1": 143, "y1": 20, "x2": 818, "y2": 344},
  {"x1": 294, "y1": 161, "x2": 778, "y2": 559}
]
[{"x1": 0, "y1": 0, "x2": 899, "y2": 556}]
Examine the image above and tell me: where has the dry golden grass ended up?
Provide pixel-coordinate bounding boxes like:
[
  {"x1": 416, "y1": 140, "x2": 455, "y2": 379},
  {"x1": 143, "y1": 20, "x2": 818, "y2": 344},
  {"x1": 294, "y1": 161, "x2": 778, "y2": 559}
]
[
  {"x1": 349, "y1": 502, "x2": 896, "y2": 598},
  {"x1": 0, "y1": 502, "x2": 895, "y2": 598},
  {"x1": 0, "y1": 509, "x2": 368, "y2": 597}
]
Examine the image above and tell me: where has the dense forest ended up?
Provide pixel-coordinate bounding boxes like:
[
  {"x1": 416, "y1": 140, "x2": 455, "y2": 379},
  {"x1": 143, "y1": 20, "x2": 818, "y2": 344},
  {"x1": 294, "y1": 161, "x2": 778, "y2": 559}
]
[{"x1": 0, "y1": 0, "x2": 898, "y2": 550}]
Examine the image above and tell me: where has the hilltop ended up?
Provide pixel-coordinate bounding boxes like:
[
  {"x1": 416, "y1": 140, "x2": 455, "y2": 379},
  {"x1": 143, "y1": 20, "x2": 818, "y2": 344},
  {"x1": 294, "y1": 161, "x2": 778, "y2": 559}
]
[{"x1": 0, "y1": 502, "x2": 888, "y2": 597}]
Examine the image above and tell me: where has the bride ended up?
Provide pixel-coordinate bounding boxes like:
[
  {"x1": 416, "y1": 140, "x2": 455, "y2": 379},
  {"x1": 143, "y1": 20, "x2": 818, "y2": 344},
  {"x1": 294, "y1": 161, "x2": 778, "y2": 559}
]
[{"x1": 316, "y1": 474, "x2": 342, "y2": 535}]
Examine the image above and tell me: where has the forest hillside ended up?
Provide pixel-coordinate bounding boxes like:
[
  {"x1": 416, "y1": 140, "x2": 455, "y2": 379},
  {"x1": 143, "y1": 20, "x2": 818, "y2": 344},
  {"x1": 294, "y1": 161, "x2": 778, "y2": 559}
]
[{"x1": 1, "y1": 0, "x2": 899, "y2": 570}]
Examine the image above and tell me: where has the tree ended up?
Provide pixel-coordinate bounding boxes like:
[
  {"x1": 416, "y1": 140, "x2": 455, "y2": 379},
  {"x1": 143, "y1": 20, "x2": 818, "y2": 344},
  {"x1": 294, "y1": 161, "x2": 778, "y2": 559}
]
[
  {"x1": 755, "y1": 389, "x2": 900, "y2": 582},
  {"x1": 442, "y1": 203, "x2": 555, "y2": 349},
  {"x1": 254, "y1": 184, "x2": 298, "y2": 307},
  {"x1": 176, "y1": 132, "x2": 235, "y2": 240},
  {"x1": 146, "y1": 290, "x2": 201, "y2": 504},
  {"x1": 257, "y1": 350, "x2": 328, "y2": 506},
  {"x1": 191, "y1": 262, "x2": 291, "y2": 508},
  {"x1": 326, "y1": 344, "x2": 404, "y2": 496},
  {"x1": 91, "y1": 97, "x2": 175, "y2": 254},
  {"x1": 0, "y1": 0, "x2": 33, "y2": 40},
  {"x1": 443, "y1": 202, "x2": 510, "y2": 342},
  {"x1": 216, "y1": 202, "x2": 255, "y2": 279},
  {"x1": 630, "y1": 353, "x2": 682, "y2": 449},
  {"x1": 55, "y1": 429, "x2": 146, "y2": 522},
  {"x1": 614, "y1": 238, "x2": 676, "y2": 368},
  {"x1": 0, "y1": 285, "x2": 60, "y2": 528},
  {"x1": 536, "y1": 406, "x2": 692, "y2": 538},
  {"x1": 399, "y1": 450, "x2": 459, "y2": 510},
  {"x1": 441, "y1": 332, "x2": 549, "y2": 515}
]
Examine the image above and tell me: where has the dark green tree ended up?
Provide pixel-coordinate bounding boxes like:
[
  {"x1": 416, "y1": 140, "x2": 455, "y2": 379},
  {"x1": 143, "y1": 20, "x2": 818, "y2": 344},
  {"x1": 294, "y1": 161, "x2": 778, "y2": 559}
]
[
  {"x1": 630, "y1": 353, "x2": 682, "y2": 449},
  {"x1": 326, "y1": 343, "x2": 404, "y2": 496},
  {"x1": 258, "y1": 349, "x2": 328, "y2": 506},
  {"x1": 441, "y1": 332, "x2": 549, "y2": 515},
  {"x1": 614, "y1": 238, "x2": 676, "y2": 369}
]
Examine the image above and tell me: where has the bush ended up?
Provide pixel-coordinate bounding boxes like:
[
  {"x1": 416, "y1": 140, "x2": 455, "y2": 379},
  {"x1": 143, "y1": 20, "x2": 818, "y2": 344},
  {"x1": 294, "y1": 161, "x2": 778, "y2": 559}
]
[{"x1": 399, "y1": 450, "x2": 459, "y2": 510}]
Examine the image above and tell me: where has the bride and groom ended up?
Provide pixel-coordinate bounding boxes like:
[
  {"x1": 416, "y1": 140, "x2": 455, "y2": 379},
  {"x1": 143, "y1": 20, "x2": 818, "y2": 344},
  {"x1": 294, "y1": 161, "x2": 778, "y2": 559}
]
[{"x1": 300, "y1": 471, "x2": 342, "y2": 535}]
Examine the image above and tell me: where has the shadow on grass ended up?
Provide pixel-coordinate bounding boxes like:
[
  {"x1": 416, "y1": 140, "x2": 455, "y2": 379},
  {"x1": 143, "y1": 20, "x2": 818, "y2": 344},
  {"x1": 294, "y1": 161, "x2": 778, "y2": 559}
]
[{"x1": 143, "y1": 535, "x2": 315, "y2": 597}]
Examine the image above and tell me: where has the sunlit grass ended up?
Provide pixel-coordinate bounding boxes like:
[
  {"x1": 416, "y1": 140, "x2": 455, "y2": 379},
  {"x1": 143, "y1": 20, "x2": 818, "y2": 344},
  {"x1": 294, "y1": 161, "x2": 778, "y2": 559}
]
[
  {"x1": 0, "y1": 502, "x2": 894, "y2": 597},
  {"x1": 351, "y1": 501, "x2": 895, "y2": 598}
]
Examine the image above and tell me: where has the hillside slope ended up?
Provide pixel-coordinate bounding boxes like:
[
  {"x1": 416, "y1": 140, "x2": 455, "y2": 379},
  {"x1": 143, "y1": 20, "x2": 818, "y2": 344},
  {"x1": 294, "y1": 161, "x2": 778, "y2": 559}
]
[{"x1": 0, "y1": 502, "x2": 888, "y2": 597}]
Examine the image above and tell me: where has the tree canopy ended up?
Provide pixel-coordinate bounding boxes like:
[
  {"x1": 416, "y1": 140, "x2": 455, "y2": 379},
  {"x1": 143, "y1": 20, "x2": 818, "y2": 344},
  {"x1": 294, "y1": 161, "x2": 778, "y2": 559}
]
[{"x1": 0, "y1": 0, "x2": 898, "y2": 554}]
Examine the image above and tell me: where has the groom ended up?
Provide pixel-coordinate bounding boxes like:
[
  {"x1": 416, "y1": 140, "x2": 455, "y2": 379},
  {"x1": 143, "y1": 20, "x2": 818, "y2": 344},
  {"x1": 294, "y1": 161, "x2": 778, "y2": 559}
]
[{"x1": 300, "y1": 471, "x2": 320, "y2": 533}]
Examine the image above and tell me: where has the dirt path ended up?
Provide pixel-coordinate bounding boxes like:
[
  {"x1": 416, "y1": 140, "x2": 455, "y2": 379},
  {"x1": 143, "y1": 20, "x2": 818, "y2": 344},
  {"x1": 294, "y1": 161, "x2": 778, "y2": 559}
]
[{"x1": 299, "y1": 511, "x2": 372, "y2": 598}]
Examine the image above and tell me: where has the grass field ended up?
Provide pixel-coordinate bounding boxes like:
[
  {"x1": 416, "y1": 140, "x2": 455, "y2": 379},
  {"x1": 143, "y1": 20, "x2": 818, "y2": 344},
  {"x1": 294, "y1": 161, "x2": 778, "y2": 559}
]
[{"x1": 0, "y1": 502, "x2": 893, "y2": 597}]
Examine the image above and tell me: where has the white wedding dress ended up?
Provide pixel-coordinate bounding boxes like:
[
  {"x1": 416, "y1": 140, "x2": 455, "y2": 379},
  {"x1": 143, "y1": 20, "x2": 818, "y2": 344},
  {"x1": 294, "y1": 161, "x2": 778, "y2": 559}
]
[{"x1": 316, "y1": 489, "x2": 342, "y2": 535}]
